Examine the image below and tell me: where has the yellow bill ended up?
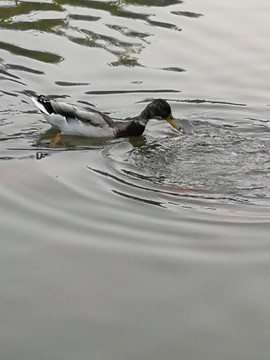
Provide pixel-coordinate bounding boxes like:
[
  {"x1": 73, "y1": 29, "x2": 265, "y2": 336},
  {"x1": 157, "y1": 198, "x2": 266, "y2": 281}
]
[{"x1": 166, "y1": 114, "x2": 180, "y2": 131}]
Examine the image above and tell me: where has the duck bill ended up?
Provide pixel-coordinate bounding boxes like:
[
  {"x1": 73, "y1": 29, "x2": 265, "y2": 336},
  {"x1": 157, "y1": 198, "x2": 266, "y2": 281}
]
[{"x1": 166, "y1": 114, "x2": 180, "y2": 131}]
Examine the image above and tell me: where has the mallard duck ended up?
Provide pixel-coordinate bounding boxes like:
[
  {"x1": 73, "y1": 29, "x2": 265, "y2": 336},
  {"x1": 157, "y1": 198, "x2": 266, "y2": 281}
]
[{"x1": 32, "y1": 95, "x2": 179, "y2": 139}]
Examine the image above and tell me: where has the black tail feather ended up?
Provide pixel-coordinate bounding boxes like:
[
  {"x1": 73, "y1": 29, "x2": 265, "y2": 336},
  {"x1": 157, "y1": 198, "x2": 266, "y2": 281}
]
[{"x1": 37, "y1": 95, "x2": 54, "y2": 114}]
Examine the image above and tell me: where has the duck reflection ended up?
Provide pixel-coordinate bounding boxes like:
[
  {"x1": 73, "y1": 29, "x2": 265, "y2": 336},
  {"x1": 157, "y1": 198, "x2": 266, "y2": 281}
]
[{"x1": 36, "y1": 128, "x2": 111, "y2": 149}]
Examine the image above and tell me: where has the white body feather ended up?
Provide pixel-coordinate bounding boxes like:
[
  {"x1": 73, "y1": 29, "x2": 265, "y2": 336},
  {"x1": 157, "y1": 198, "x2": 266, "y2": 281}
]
[{"x1": 32, "y1": 97, "x2": 115, "y2": 138}]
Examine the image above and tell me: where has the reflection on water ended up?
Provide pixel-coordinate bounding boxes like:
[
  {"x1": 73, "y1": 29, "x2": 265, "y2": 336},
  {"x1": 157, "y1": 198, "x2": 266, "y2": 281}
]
[
  {"x1": 0, "y1": 0, "x2": 192, "y2": 68},
  {"x1": 1, "y1": 1, "x2": 270, "y2": 360}
]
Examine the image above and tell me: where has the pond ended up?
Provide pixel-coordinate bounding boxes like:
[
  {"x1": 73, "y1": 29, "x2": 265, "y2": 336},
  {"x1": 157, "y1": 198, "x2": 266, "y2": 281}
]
[{"x1": 1, "y1": 1, "x2": 270, "y2": 359}]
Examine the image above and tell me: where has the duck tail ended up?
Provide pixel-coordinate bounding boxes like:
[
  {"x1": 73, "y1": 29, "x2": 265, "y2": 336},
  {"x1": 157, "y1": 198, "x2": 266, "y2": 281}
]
[{"x1": 31, "y1": 95, "x2": 54, "y2": 115}]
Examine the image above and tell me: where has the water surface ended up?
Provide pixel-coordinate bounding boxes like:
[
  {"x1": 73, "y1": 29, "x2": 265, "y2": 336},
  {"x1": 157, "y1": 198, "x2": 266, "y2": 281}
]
[{"x1": 1, "y1": 1, "x2": 270, "y2": 359}]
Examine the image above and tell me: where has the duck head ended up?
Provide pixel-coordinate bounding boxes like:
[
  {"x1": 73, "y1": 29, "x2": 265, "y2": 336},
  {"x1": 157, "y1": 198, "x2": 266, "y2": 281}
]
[{"x1": 140, "y1": 99, "x2": 180, "y2": 131}]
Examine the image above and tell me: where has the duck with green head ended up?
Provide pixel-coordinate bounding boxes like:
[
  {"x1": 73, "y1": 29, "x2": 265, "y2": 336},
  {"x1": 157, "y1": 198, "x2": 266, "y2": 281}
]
[{"x1": 32, "y1": 96, "x2": 180, "y2": 139}]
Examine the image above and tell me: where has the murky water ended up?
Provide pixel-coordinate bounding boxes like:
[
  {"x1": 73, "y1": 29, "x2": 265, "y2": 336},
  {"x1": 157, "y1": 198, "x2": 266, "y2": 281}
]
[{"x1": 1, "y1": 1, "x2": 270, "y2": 359}]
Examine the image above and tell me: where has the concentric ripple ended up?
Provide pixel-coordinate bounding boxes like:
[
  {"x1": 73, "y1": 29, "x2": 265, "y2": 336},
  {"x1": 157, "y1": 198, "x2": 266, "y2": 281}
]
[{"x1": 99, "y1": 116, "x2": 270, "y2": 212}]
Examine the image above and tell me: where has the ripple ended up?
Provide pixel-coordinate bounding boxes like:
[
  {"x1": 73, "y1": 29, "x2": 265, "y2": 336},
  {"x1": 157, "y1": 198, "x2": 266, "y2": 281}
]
[
  {"x1": 0, "y1": 40, "x2": 63, "y2": 63},
  {"x1": 171, "y1": 11, "x2": 203, "y2": 18},
  {"x1": 127, "y1": 0, "x2": 183, "y2": 6},
  {"x1": 6, "y1": 63, "x2": 44, "y2": 75},
  {"x1": 85, "y1": 89, "x2": 179, "y2": 95},
  {"x1": 147, "y1": 18, "x2": 181, "y2": 31},
  {"x1": 103, "y1": 120, "x2": 270, "y2": 210},
  {"x1": 161, "y1": 67, "x2": 186, "y2": 73},
  {"x1": 1, "y1": 1, "x2": 270, "y2": 222},
  {"x1": 55, "y1": 81, "x2": 90, "y2": 87}
]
